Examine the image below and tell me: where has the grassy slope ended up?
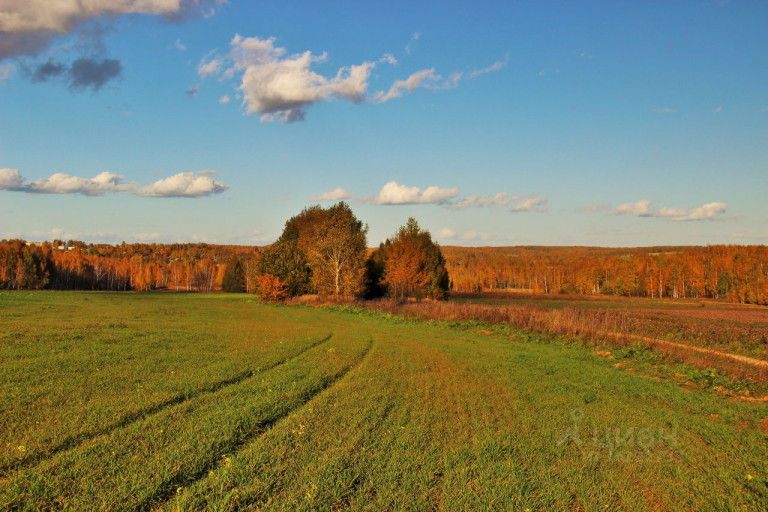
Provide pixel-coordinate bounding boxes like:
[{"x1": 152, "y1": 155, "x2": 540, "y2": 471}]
[{"x1": 0, "y1": 292, "x2": 766, "y2": 510}]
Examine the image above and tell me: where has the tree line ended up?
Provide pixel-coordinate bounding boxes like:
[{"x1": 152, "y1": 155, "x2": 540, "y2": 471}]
[
  {"x1": 0, "y1": 203, "x2": 450, "y2": 301},
  {"x1": 3, "y1": 207, "x2": 767, "y2": 304},
  {"x1": 443, "y1": 245, "x2": 768, "y2": 305}
]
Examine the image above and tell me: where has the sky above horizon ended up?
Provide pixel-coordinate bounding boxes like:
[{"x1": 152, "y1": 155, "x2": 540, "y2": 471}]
[{"x1": 1, "y1": 0, "x2": 766, "y2": 247}]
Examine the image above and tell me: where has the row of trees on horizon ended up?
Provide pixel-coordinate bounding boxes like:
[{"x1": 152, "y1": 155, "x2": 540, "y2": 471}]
[
  {"x1": 0, "y1": 202, "x2": 450, "y2": 302},
  {"x1": 1, "y1": 205, "x2": 767, "y2": 304}
]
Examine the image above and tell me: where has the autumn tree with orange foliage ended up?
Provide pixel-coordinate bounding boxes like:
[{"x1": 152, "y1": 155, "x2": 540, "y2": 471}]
[
  {"x1": 274, "y1": 202, "x2": 368, "y2": 298},
  {"x1": 254, "y1": 274, "x2": 289, "y2": 302},
  {"x1": 377, "y1": 218, "x2": 449, "y2": 300}
]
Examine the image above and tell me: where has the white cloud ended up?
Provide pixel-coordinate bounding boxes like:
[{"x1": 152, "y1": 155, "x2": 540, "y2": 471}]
[
  {"x1": 218, "y1": 94, "x2": 230, "y2": 104},
  {"x1": 435, "y1": 228, "x2": 457, "y2": 239},
  {"x1": 197, "y1": 56, "x2": 222, "y2": 78},
  {"x1": 28, "y1": 171, "x2": 135, "y2": 195},
  {"x1": 512, "y1": 197, "x2": 548, "y2": 212},
  {"x1": 582, "y1": 199, "x2": 731, "y2": 221},
  {"x1": 0, "y1": 0, "x2": 225, "y2": 61},
  {"x1": 405, "y1": 32, "x2": 420, "y2": 55},
  {"x1": 198, "y1": 33, "x2": 489, "y2": 121},
  {"x1": 435, "y1": 228, "x2": 489, "y2": 241},
  {"x1": 656, "y1": 202, "x2": 727, "y2": 221},
  {"x1": 223, "y1": 35, "x2": 375, "y2": 122},
  {"x1": 372, "y1": 181, "x2": 460, "y2": 205},
  {"x1": 448, "y1": 192, "x2": 514, "y2": 210},
  {"x1": 2, "y1": 168, "x2": 230, "y2": 199},
  {"x1": 0, "y1": 168, "x2": 25, "y2": 190},
  {"x1": 379, "y1": 53, "x2": 397, "y2": 65},
  {"x1": 373, "y1": 68, "x2": 441, "y2": 103},
  {"x1": 308, "y1": 187, "x2": 352, "y2": 202},
  {"x1": 0, "y1": 1, "x2": 182, "y2": 34},
  {"x1": 0, "y1": 63, "x2": 15, "y2": 81},
  {"x1": 469, "y1": 55, "x2": 509, "y2": 78},
  {"x1": 0, "y1": 169, "x2": 135, "y2": 195},
  {"x1": 434, "y1": 228, "x2": 521, "y2": 243},
  {"x1": 136, "y1": 171, "x2": 228, "y2": 198},
  {"x1": 239, "y1": 50, "x2": 329, "y2": 122},
  {"x1": 173, "y1": 39, "x2": 187, "y2": 52},
  {"x1": 611, "y1": 199, "x2": 653, "y2": 217}
]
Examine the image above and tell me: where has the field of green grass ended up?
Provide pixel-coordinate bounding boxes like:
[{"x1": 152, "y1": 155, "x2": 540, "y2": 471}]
[{"x1": 1, "y1": 292, "x2": 767, "y2": 510}]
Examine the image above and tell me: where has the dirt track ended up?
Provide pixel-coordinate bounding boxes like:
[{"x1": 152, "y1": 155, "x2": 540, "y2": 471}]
[{"x1": 607, "y1": 332, "x2": 768, "y2": 369}]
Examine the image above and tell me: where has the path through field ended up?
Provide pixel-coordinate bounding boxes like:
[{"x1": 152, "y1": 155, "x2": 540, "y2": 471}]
[{"x1": 609, "y1": 332, "x2": 768, "y2": 369}]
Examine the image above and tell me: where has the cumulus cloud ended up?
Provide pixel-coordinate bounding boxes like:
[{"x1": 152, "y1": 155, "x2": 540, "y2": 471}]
[
  {"x1": 0, "y1": 0, "x2": 225, "y2": 61},
  {"x1": 136, "y1": 171, "x2": 229, "y2": 198},
  {"x1": 308, "y1": 187, "x2": 352, "y2": 202},
  {"x1": 197, "y1": 55, "x2": 222, "y2": 78},
  {"x1": 512, "y1": 197, "x2": 548, "y2": 212},
  {"x1": 581, "y1": 199, "x2": 731, "y2": 221},
  {"x1": 0, "y1": 168, "x2": 26, "y2": 190},
  {"x1": 199, "y1": 34, "x2": 483, "y2": 122},
  {"x1": 1, "y1": 168, "x2": 229, "y2": 198},
  {"x1": 435, "y1": 228, "x2": 457, "y2": 239},
  {"x1": 29, "y1": 171, "x2": 134, "y2": 195},
  {"x1": 212, "y1": 35, "x2": 376, "y2": 122},
  {"x1": 611, "y1": 199, "x2": 653, "y2": 217},
  {"x1": 1, "y1": 0, "x2": 224, "y2": 93},
  {"x1": 656, "y1": 202, "x2": 727, "y2": 221},
  {"x1": 448, "y1": 192, "x2": 515, "y2": 210},
  {"x1": 218, "y1": 94, "x2": 230, "y2": 104},
  {"x1": 372, "y1": 181, "x2": 460, "y2": 205},
  {"x1": 0, "y1": 169, "x2": 135, "y2": 195}
]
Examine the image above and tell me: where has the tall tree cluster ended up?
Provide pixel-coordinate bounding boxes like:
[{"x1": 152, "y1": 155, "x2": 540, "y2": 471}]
[
  {"x1": 373, "y1": 218, "x2": 449, "y2": 300},
  {"x1": 256, "y1": 202, "x2": 369, "y2": 299}
]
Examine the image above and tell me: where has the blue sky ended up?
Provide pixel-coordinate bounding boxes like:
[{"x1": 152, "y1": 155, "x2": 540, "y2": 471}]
[{"x1": 1, "y1": 0, "x2": 766, "y2": 246}]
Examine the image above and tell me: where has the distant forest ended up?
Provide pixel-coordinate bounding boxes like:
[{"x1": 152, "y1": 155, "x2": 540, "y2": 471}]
[{"x1": 2, "y1": 239, "x2": 766, "y2": 305}]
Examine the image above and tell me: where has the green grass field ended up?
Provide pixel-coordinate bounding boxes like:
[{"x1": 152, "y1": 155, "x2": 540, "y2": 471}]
[{"x1": 1, "y1": 292, "x2": 766, "y2": 510}]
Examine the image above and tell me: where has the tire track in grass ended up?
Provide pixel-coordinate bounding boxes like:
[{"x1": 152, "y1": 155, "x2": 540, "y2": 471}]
[
  {"x1": 172, "y1": 338, "x2": 391, "y2": 512},
  {"x1": 140, "y1": 337, "x2": 374, "y2": 512},
  {"x1": 328, "y1": 402, "x2": 396, "y2": 511},
  {"x1": 0, "y1": 334, "x2": 333, "y2": 476}
]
